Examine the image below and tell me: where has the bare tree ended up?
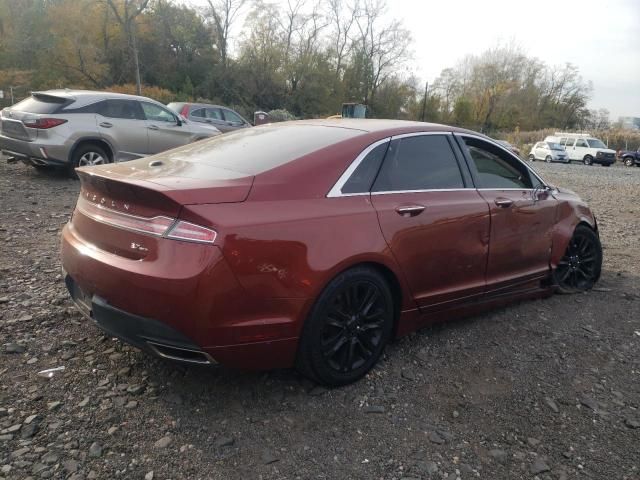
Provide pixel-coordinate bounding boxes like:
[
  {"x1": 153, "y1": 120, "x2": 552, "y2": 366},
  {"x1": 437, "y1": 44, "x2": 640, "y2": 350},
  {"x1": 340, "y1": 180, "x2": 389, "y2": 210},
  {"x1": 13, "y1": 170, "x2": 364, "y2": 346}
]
[
  {"x1": 326, "y1": 0, "x2": 357, "y2": 79},
  {"x1": 105, "y1": 0, "x2": 150, "y2": 95},
  {"x1": 354, "y1": 0, "x2": 411, "y2": 105},
  {"x1": 206, "y1": 0, "x2": 248, "y2": 69}
]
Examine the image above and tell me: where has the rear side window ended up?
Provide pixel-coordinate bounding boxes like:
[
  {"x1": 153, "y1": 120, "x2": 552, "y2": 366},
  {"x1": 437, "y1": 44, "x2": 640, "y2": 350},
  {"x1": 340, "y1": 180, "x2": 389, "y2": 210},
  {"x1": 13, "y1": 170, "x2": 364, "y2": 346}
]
[
  {"x1": 206, "y1": 108, "x2": 223, "y2": 120},
  {"x1": 576, "y1": 138, "x2": 588, "y2": 148},
  {"x1": 11, "y1": 95, "x2": 69, "y2": 114},
  {"x1": 564, "y1": 138, "x2": 575, "y2": 147},
  {"x1": 372, "y1": 135, "x2": 464, "y2": 192},
  {"x1": 341, "y1": 142, "x2": 388, "y2": 194},
  {"x1": 97, "y1": 100, "x2": 144, "y2": 120}
]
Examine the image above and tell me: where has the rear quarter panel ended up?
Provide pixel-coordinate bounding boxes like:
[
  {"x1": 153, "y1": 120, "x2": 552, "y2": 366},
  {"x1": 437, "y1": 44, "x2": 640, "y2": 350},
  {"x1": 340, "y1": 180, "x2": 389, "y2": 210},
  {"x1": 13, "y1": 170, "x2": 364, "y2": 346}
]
[{"x1": 180, "y1": 196, "x2": 416, "y2": 312}]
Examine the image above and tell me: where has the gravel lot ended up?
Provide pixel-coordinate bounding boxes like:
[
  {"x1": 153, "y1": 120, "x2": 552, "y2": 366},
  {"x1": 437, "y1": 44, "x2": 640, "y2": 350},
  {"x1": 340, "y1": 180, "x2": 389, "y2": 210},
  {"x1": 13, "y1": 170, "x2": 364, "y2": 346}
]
[{"x1": 1, "y1": 158, "x2": 639, "y2": 480}]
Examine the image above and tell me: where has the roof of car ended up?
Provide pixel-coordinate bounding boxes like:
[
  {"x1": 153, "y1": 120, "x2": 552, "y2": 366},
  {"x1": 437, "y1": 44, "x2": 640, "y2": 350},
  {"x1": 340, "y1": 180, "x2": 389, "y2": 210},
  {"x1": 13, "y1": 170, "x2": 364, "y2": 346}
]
[
  {"x1": 278, "y1": 118, "x2": 479, "y2": 135},
  {"x1": 35, "y1": 89, "x2": 153, "y2": 103}
]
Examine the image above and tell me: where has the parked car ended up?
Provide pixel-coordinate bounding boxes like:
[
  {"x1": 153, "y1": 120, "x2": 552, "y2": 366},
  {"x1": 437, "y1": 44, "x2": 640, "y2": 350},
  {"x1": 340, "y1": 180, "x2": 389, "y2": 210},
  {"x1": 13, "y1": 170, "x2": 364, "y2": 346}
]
[
  {"x1": 61, "y1": 120, "x2": 602, "y2": 386},
  {"x1": 544, "y1": 133, "x2": 615, "y2": 166},
  {"x1": 495, "y1": 139, "x2": 521, "y2": 157},
  {"x1": 528, "y1": 141, "x2": 570, "y2": 163},
  {"x1": 618, "y1": 147, "x2": 640, "y2": 167},
  {"x1": 167, "y1": 102, "x2": 251, "y2": 133},
  {"x1": 0, "y1": 90, "x2": 221, "y2": 173}
]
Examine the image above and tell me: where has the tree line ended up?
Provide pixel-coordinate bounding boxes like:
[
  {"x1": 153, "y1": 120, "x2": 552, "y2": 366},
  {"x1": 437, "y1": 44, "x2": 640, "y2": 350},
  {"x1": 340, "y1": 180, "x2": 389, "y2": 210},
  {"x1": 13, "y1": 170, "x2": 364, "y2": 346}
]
[{"x1": 0, "y1": 0, "x2": 604, "y2": 133}]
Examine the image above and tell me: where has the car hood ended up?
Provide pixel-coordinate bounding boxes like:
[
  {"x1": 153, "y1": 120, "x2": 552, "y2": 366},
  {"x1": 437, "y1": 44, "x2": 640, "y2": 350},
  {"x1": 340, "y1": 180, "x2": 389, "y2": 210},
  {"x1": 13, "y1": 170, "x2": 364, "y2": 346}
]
[{"x1": 185, "y1": 121, "x2": 221, "y2": 136}]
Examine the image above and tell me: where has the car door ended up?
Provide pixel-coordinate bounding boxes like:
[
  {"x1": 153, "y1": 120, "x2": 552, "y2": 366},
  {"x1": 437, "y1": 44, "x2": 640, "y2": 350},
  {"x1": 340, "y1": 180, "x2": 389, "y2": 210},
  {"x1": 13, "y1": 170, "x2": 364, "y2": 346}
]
[
  {"x1": 221, "y1": 108, "x2": 249, "y2": 131},
  {"x1": 534, "y1": 142, "x2": 545, "y2": 159},
  {"x1": 457, "y1": 135, "x2": 557, "y2": 294},
  {"x1": 95, "y1": 100, "x2": 148, "y2": 161},
  {"x1": 370, "y1": 133, "x2": 491, "y2": 310},
  {"x1": 141, "y1": 102, "x2": 193, "y2": 154},
  {"x1": 563, "y1": 138, "x2": 577, "y2": 160},
  {"x1": 573, "y1": 138, "x2": 589, "y2": 161}
]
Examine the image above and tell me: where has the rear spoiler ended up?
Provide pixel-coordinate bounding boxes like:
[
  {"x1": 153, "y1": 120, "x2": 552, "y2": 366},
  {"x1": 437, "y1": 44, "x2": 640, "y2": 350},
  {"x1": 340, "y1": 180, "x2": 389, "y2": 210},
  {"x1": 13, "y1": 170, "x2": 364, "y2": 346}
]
[{"x1": 32, "y1": 92, "x2": 74, "y2": 104}]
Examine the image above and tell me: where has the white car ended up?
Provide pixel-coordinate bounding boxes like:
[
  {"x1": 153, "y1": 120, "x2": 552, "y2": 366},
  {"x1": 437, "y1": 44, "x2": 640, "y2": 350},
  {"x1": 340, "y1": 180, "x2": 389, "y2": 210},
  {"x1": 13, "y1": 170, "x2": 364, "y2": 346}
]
[
  {"x1": 528, "y1": 141, "x2": 570, "y2": 163},
  {"x1": 544, "y1": 133, "x2": 616, "y2": 166}
]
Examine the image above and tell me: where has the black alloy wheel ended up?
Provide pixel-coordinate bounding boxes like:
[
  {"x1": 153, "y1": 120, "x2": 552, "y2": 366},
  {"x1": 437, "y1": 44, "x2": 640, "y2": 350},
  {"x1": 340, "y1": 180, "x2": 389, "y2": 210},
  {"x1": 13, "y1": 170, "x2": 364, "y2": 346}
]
[
  {"x1": 297, "y1": 267, "x2": 394, "y2": 386},
  {"x1": 554, "y1": 225, "x2": 602, "y2": 293}
]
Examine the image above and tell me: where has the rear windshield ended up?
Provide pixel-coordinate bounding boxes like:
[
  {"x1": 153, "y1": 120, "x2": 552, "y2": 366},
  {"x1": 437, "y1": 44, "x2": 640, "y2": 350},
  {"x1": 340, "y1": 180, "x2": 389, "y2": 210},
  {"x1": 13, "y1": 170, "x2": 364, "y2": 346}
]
[
  {"x1": 11, "y1": 95, "x2": 70, "y2": 114},
  {"x1": 161, "y1": 124, "x2": 363, "y2": 175}
]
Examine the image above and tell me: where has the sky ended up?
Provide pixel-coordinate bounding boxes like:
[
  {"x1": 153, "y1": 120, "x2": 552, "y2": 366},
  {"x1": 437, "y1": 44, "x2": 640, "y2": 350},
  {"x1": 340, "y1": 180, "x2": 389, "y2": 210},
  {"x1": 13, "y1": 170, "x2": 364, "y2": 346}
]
[{"x1": 188, "y1": 0, "x2": 640, "y2": 119}]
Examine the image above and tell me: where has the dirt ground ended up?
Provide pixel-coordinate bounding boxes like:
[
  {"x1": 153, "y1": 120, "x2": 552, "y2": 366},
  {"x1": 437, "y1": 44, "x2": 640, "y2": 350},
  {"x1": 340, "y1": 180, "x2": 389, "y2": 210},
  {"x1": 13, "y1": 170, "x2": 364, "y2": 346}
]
[{"x1": 1, "y1": 158, "x2": 639, "y2": 480}]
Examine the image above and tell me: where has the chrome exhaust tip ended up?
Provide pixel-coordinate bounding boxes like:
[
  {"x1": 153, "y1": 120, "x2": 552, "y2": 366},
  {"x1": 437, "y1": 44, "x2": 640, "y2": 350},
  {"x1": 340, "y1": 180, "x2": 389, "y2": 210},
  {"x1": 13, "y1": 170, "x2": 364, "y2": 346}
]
[{"x1": 146, "y1": 341, "x2": 216, "y2": 365}]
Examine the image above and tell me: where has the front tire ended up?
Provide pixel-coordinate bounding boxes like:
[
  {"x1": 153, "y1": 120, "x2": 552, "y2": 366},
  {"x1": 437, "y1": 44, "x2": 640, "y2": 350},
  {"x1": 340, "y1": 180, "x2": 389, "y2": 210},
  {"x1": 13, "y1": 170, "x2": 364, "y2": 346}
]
[
  {"x1": 296, "y1": 267, "x2": 394, "y2": 386},
  {"x1": 624, "y1": 157, "x2": 634, "y2": 167},
  {"x1": 583, "y1": 155, "x2": 593, "y2": 166},
  {"x1": 553, "y1": 225, "x2": 602, "y2": 293},
  {"x1": 545, "y1": 155, "x2": 552, "y2": 163}
]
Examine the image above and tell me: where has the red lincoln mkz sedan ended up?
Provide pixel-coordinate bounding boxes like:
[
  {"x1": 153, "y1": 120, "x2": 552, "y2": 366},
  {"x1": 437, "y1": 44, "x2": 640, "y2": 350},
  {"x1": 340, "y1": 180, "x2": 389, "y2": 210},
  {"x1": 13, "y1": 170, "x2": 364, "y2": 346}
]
[{"x1": 61, "y1": 120, "x2": 602, "y2": 385}]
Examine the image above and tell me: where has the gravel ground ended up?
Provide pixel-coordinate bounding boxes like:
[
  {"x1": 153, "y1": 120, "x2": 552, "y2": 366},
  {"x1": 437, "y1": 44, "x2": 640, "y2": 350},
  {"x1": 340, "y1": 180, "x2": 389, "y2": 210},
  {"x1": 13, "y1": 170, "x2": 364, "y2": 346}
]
[{"x1": 1, "y1": 158, "x2": 639, "y2": 480}]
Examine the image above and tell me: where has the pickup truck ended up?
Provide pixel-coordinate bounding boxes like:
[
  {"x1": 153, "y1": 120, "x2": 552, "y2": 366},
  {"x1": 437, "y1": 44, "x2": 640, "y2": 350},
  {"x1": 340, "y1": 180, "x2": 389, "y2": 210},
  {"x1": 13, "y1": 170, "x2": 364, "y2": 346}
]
[{"x1": 619, "y1": 148, "x2": 640, "y2": 167}]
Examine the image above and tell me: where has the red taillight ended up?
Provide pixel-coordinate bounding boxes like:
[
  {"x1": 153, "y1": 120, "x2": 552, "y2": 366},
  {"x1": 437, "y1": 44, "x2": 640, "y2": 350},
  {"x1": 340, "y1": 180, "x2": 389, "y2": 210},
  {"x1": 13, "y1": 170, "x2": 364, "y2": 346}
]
[
  {"x1": 166, "y1": 221, "x2": 217, "y2": 244},
  {"x1": 23, "y1": 118, "x2": 68, "y2": 129},
  {"x1": 75, "y1": 196, "x2": 217, "y2": 244},
  {"x1": 76, "y1": 196, "x2": 174, "y2": 236},
  {"x1": 180, "y1": 105, "x2": 190, "y2": 117}
]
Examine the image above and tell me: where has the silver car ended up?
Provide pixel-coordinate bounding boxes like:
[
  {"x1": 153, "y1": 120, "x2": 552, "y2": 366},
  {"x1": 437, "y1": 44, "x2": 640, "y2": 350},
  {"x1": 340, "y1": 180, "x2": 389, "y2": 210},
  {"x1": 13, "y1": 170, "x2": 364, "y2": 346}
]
[
  {"x1": 0, "y1": 90, "x2": 221, "y2": 171},
  {"x1": 528, "y1": 141, "x2": 570, "y2": 163},
  {"x1": 167, "y1": 102, "x2": 251, "y2": 133}
]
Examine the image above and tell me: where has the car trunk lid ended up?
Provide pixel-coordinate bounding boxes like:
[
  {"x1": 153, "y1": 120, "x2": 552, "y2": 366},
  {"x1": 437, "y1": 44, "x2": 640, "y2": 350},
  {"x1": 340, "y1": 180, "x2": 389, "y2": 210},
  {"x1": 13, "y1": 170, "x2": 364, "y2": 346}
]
[
  {"x1": 72, "y1": 159, "x2": 253, "y2": 260},
  {"x1": 1, "y1": 92, "x2": 73, "y2": 141}
]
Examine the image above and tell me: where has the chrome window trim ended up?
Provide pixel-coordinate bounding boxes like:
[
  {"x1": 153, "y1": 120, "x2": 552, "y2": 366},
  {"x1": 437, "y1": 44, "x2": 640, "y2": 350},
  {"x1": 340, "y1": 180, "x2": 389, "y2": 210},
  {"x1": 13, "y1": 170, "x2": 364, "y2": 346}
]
[
  {"x1": 326, "y1": 137, "x2": 391, "y2": 198},
  {"x1": 327, "y1": 131, "x2": 462, "y2": 198},
  {"x1": 371, "y1": 188, "x2": 470, "y2": 196},
  {"x1": 457, "y1": 133, "x2": 547, "y2": 187}
]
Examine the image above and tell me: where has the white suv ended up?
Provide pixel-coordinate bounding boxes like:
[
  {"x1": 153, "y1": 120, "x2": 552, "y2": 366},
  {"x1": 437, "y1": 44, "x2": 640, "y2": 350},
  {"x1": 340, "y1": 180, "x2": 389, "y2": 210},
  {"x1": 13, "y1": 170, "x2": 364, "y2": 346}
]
[{"x1": 544, "y1": 133, "x2": 616, "y2": 166}]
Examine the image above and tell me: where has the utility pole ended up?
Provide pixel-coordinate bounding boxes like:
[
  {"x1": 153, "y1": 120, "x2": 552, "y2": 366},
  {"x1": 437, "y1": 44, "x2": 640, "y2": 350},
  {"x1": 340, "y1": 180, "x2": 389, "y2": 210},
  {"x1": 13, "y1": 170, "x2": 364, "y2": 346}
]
[
  {"x1": 9, "y1": 86, "x2": 14, "y2": 105},
  {"x1": 420, "y1": 81, "x2": 428, "y2": 122}
]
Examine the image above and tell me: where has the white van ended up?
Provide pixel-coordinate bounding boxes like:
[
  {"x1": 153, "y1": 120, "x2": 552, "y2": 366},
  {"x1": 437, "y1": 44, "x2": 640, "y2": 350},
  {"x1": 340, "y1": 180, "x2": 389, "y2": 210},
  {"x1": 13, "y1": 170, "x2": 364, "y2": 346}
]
[{"x1": 543, "y1": 133, "x2": 616, "y2": 166}]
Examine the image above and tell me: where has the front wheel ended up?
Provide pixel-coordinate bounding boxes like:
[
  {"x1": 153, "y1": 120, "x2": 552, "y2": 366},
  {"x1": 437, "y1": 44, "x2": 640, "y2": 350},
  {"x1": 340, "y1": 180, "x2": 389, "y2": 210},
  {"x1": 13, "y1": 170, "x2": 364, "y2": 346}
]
[
  {"x1": 624, "y1": 157, "x2": 634, "y2": 167},
  {"x1": 296, "y1": 267, "x2": 394, "y2": 386},
  {"x1": 583, "y1": 155, "x2": 593, "y2": 166},
  {"x1": 553, "y1": 225, "x2": 602, "y2": 293},
  {"x1": 545, "y1": 155, "x2": 552, "y2": 163}
]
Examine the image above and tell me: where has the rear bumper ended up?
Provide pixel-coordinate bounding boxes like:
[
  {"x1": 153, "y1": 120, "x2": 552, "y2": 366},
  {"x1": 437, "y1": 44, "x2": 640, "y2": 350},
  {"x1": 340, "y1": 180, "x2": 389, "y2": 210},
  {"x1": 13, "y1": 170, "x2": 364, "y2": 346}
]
[
  {"x1": 65, "y1": 274, "x2": 217, "y2": 364},
  {"x1": 0, "y1": 133, "x2": 69, "y2": 166},
  {"x1": 60, "y1": 222, "x2": 305, "y2": 370}
]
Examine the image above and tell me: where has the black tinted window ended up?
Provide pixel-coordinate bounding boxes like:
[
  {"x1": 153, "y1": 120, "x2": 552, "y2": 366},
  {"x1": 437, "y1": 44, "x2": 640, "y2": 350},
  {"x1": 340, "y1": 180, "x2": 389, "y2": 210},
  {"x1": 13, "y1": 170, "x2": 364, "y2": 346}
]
[
  {"x1": 98, "y1": 100, "x2": 143, "y2": 120},
  {"x1": 12, "y1": 95, "x2": 69, "y2": 114},
  {"x1": 463, "y1": 137, "x2": 535, "y2": 189},
  {"x1": 372, "y1": 135, "x2": 464, "y2": 192},
  {"x1": 341, "y1": 142, "x2": 388, "y2": 194}
]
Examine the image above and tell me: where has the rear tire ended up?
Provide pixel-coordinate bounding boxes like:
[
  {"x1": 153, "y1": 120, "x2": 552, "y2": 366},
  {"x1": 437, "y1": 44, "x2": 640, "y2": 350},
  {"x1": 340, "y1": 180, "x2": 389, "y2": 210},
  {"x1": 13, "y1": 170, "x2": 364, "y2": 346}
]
[
  {"x1": 528, "y1": 154, "x2": 535, "y2": 161},
  {"x1": 583, "y1": 155, "x2": 593, "y2": 166},
  {"x1": 553, "y1": 225, "x2": 602, "y2": 294},
  {"x1": 70, "y1": 144, "x2": 110, "y2": 178},
  {"x1": 296, "y1": 267, "x2": 394, "y2": 386}
]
